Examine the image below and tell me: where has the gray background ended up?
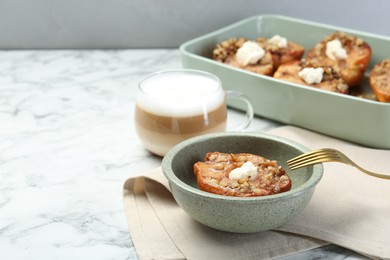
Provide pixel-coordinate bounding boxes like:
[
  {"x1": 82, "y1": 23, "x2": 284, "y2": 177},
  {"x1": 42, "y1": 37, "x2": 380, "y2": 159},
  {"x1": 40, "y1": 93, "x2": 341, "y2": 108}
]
[{"x1": 0, "y1": 0, "x2": 388, "y2": 49}]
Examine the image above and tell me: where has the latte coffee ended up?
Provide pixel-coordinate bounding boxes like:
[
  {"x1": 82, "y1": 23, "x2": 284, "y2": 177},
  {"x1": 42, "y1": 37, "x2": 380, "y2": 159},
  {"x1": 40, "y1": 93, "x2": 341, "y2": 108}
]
[
  {"x1": 134, "y1": 69, "x2": 253, "y2": 156},
  {"x1": 135, "y1": 70, "x2": 226, "y2": 156}
]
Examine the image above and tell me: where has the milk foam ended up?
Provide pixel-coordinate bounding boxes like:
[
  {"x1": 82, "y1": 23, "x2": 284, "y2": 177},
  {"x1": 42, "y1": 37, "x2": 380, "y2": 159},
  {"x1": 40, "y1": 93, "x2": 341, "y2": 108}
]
[{"x1": 137, "y1": 72, "x2": 225, "y2": 117}]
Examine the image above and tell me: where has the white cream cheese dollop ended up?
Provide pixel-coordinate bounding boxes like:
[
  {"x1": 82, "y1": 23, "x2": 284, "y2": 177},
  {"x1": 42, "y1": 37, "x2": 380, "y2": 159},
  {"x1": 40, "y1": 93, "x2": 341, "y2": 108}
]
[
  {"x1": 326, "y1": 39, "x2": 347, "y2": 60},
  {"x1": 235, "y1": 41, "x2": 265, "y2": 66},
  {"x1": 298, "y1": 67, "x2": 324, "y2": 84},
  {"x1": 268, "y1": 35, "x2": 288, "y2": 48},
  {"x1": 229, "y1": 161, "x2": 258, "y2": 181}
]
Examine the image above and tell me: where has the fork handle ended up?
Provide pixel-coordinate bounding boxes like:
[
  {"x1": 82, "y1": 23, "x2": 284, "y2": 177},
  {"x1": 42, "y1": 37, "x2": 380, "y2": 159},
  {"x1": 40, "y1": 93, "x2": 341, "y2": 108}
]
[{"x1": 351, "y1": 163, "x2": 390, "y2": 180}]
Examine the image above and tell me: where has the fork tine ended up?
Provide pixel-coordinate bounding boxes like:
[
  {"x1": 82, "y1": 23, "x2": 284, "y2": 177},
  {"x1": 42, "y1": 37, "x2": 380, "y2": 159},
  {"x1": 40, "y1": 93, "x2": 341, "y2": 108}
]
[
  {"x1": 287, "y1": 153, "x2": 332, "y2": 165},
  {"x1": 287, "y1": 148, "x2": 342, "y2": 170},
  {"x1": 288, "y1": 154, "x2": 339, "y2": 166},
  {"x1": 287, "y1": 148, "x2": 338, "y2": 164},
  {"x1": 286, "y1": 149, "x2": 322, "y2": 164},
  {"x1": 288, "y1": 156, "x2": 340, "y2": 170}
]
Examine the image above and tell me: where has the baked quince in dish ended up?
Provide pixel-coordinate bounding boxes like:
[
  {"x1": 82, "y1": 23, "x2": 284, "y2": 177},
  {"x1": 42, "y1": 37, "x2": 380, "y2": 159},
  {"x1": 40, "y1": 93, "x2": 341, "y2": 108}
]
[
  {"x1": 193, "y1": 152, "x2": 291, "y2": 197},
  {"x1": 212, "y1": 35, "x2": 304, "y2": 76},
  {"x1": 255, "y1": 35, "x2": 305, "y2": 69},
  {"x1": 274, "y1": 59, "x2": 349, "y2": 94},
  {"x1": 305, "y1": 32, "x2": 372, "y2": 87},
  {"x1": 213, "y1": 37, "x2": 274, "y2": 76},
  {"x1": 369, "y1": 59, "x2": 390, "y2": 102}
]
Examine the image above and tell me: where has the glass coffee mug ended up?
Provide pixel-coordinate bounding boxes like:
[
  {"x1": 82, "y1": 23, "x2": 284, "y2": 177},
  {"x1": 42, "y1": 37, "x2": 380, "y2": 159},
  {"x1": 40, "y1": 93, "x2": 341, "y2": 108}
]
[{"x1": 134, "y1": 69, "x2": 254, "y2": 156}]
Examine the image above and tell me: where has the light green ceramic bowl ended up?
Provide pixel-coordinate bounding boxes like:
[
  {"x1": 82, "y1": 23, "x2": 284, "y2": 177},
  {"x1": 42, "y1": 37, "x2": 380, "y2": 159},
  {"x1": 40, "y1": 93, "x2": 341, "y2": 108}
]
[
  {"x1": 180, "y1": 15, "x2": 390, "y2": 149},
  {"x1": 162, "y1": 132, "x2": 323, "y2": 233}
]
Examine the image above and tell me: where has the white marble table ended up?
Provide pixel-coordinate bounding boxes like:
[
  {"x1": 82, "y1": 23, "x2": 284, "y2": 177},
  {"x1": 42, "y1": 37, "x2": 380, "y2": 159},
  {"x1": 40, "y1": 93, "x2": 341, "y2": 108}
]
[{"x1": 0, "y1": 50, "x2": 367, "y2": 259}]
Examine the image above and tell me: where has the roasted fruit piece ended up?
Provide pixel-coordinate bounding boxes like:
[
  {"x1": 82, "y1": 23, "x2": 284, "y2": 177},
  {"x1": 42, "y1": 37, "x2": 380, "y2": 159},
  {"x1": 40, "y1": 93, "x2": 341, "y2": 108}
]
[
  {"x1": 369, "y1": 59, "x2": 390, "y2": 102},
  {"x1": 213, "y1": 37, "x2": 274, "y2": 76},
  {"x1": 193, "y1": 152, "x2": 291, "y2": 197},
  {"x1": 273, "y1": 59, "x2": 349, "y2": 94},
  {"x1": 306, "y1": 32, "x2": 371, "y2": 87},
  {"x1": 255, "y1": 35, "x2": 305, "y2": 69}
]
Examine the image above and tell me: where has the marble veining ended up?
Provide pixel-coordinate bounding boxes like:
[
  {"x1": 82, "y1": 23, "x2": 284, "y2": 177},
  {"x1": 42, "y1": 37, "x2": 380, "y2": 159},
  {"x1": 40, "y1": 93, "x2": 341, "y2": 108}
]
[{"x1": 0, "y1": 50, "x2": 366, "y2": 259}]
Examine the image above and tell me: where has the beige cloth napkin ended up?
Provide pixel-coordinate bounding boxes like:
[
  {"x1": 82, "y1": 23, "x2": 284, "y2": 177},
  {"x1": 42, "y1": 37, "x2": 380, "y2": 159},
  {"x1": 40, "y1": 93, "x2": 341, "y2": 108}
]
[{"x1": 123, "y1": 126, "x2": 390, "y2": 259}]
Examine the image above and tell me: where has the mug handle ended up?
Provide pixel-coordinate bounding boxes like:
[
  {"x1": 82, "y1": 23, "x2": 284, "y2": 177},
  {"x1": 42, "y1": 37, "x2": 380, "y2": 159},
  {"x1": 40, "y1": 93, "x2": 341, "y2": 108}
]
[{"x1": 226, "y1": 90, "x2": 254, "y2": 131}]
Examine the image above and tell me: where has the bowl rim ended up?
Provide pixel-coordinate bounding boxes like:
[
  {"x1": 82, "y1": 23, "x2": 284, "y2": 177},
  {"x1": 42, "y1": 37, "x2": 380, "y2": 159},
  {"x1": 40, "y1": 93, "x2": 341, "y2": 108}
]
[{"x1": 162, "y1": 132, "x2": 324, "y2": 202}]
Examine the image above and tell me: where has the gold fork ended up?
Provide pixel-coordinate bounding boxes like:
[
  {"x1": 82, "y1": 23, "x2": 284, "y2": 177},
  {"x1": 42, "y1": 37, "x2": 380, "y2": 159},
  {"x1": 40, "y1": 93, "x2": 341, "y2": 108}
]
[{"x1": 287, "y1": 148, "x2": 390, "y2": 180}]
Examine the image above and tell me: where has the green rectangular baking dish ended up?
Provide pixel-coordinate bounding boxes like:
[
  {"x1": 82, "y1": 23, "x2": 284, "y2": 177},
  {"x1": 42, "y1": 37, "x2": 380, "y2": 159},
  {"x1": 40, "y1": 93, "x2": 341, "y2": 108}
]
[{"x1": 180, "y1": 15, "x2": 390, "y2": 149}]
